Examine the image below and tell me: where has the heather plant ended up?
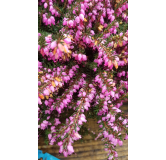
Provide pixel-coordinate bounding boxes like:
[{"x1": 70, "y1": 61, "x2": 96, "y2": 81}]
[{"x1": 38, "y1": 0, "x2": 128, "y2": 159}]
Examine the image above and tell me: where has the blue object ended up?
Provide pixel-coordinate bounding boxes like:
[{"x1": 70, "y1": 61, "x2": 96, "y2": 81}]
[{"x1": 38, "y1": 150, "x2": 60, "y2": 160}]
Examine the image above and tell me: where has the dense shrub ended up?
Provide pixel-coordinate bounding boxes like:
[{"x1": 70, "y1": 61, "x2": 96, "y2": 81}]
[{"x1": 38, "y1": 0, "x2": 128, "y2": 159}]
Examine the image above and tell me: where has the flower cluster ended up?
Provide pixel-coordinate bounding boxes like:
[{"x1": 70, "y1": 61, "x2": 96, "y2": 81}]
[
  {"x1": 39, "y1": 34, "x2": 73, "y2": 62},
  {"x1": 38, "y1": 0, "x2": 128, "y2": 159}
]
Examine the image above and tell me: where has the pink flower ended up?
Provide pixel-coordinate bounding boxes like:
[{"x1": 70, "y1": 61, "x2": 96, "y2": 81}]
[
  {"x1": 38, "y1": 45, "x2": 40, "y2": 51},
  {"x1": 108, "y1": 155, "x2": 113, "y2": 160},
  {"x1": 100, "y1": 16, "x2": 104, "y2": 24},
  {"x1": 75, "y1": 16, "x2": 80, "y2": 23},
  {"x1": 122, "y1": 119, "x2": 128, "y2": 125},
  {"x1": 78, "y1": 54, "x2": 82, "y2": 61},
  {"x1": 80, "y1": 9, "x2": 85, "y2": 15},
  {"x1": 43, "y1": 120, "x2": 48, "y2": 125},
  {"x1": 49, "y1": 6, "x2": 53, "y2": 11},
  {"x1": 63, "y1": 18, "x2": 67, "y2": 25},
  {"x1": 45, "y1": 100, "x2": 48, "y2": 106},
  {"x1": 100, "y1": 94, "x2": 104, "y2": 99},
  {"x1": 43, "y1": 89, "x2": 49, "y2": 96},
  {"x1": 81, "y1": 4, "x2": 85, "y2": 9},
  {"x1": 54, "y1": 118, "x2": 61, "y2": 126},
  {"x1": 82, "y1": 91, "x2": 86, "y2": 96},
  {"x1": 108, "y1": 134, "x2": 113, "y2": 141},
  {"x1": 38, "y1": 33, "x2": 41, "y2": 37},
  {"x1": 93, "y1": 68, "x2": 97, "y2": 72},
  {"x1": 74, "y1": 132, "x2": 81, "y2": 139},
  {"x1": 114, "y1": 152, "x2": 118, "y2": 157},
  {"x1": 44, "y1": 3, "x2": 48, "y2": 8},
  {"x1": 58, "y1": 141, "x2": 63, "y2": 146},
  {"x1": 118, "y1": 140, "x2": 123, "y2": 146},
  {"x1": 110, "y1": 91, "x2": 115, "y2": 97},
  {"x1": 64, "y1": 38, "x2": 71, "y2": 44},
  {"x1": 38, "y1": 97, "x2": 42, "y2": 105},
  {"x1": 92, "y1": 10, "x2": 97, "y2": 15},
  {"x1": 115, "y1": 93, "x2": 119, "y2": 99},
  {"x1": 99, "y1": 125, "x2": 103, "y2": 128},
  {"x1": 82, "y1": 55, "x2": 87, "y2": 61},
  {"x1": 68, "y1": 20, "x2": 74, "y2": 27},
  {"x1": 113, "y1": 126, "x2": 118, "y2": 132},
  {"x1": 88, "y1": 94, "x2": 93, "y2": 100},
  {"x1": 40, "y1": 122, "x2": 47, "y2": 130},
  {"x1": 90, "y1": 30, "x2": 95, "y2": 35},
  {"x1": 59, "y1": 146, "x2": 63, "y2": 153},
  {"x1": 51, "y1": 9, "x2": 55, "y2": 15},
  {"x1": 80, "y1": 114, "x2": 87, "y2": 122},
  {"x1": 78, "y1": 120, "x2": 83, "y2": 125},
  {"x1": 103, "y1": 131, "x2": 108, "y2": 138},
  {"x1": 98, "y1": 120, "x2": 101, "y2": 123},
  {"x1": 48, "y1": 133, "x2": 52, "y2": 140},
  {"x1": 84, "y1": 102, "x2": 90, "y2": 110},
  {"x1": 110, "y1": 115, "x2": 115, "y2": 122},
  {"x1": 51, "y1": 126, "x2": 55, "y2": 132},
  {"x1": 67, "y1": 144, "x2": 74, "y2": 154},
  {"x1": 50, "y1": 86, "x2": 54, "y2": 92},
  {"x1": 79, "y1": 14, "x2": 84, "y2": 21},
  {"x1": 63, "y1": 99, "x2": 67, "y2": 105},
  {"x1": 112, "y1": 138, "x2": 118, "y2": 146},
  {"x1": 102, "y1": 85, "x2": 107, "y2": 93},
  {"x1": 108, "y1": 60, "x2": 112, "y2": 67},
  {"x1": 48, "y1": 18, "x2": 51, "y2": 25},
  {"x1": 63, "y1": 151, "x2": 68, "y2": 157},
  {"x1": 50, "y1": 16, "x2": 55, "y2": 24},
  {"x1": 50, "y1": 41, "x2": 57, "y2": 49},
  {"x1": 85, "y1": 37, "x2": 90, "y2": 44},
  {"x1": 98, "y1": 51, "x2": 102, "y2": 58},
  {"x1": 124, "y1": 134, "x2": 128, "y2": 140}
]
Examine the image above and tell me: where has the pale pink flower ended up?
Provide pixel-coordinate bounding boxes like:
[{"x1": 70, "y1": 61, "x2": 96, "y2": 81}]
[
  {"x1": 59, "y1": 145, "x2": 63, "y2": 153},
  {"x1": 67, "y1": 144, "x2": 74, "y2": 153},
  {"x1": 79, "y1": 14, "x2": 84, "y2": 21},
  {"x1": 43, "y1": 89, "x2": 49, "y2": 96},
  {"x1": 90, "y1": 30, "x2": 95, "y2": 35},
  {"x1": 50, "y1": 41, "x2": 57, "y2": 49},
  {"x1": 102, "y1": 85, "x2": 107, "y2": 93},
  {"x1": 45, "y1": 100, "x2": 48, "y2": 106},
  {"x1": 54, "y1": 118, "x2": 61, "y2": 126},
  {"x1": 63, "y1": 18, "x2": 67, "y2": 25},
  {"x1": 64, "y1": 38, "x2": 71, "y2": 44},
  {"x1": 75, "y1": 16, "x2": 80, "y2": 23},
  {"x1": 58, "y1": 141, "x2": 63, "y2": 146},
  {"x1": 63, "y1": 151, "x2": 68, "y2": 157},
  {"x1": 48, "y1": 133, "x2": 52, "y2": 140},
  {"x1": 118, "y1": 140, "x2": 123, "y2": 146},
  {"x1": 38, "y1": 97, "x2": 42, "y2": 105},
  {"x1": 38, "y1": 45, "x2": 40, "y2": 51},
  {"x1": 80, "y1": 114, "x2": 87, "y2": 122},
  {"x1": 110, "y1": 115, "x2": 115, "y2": 122},
  {"x1": 82, "y1": 55, "x2": 87, "y2": 61},
  {"x1": 124, "y1": 134, "x2": 128, "y2": 140},
  {"x1": 82, "y1": 91, "x2": 86, "y2": 96},
  {"x1": 78, "y1": 54, "x2": 82, "y2": 61},
  {"x1": 68, "y1": 20, "x2": 74, "y2": 27},
  {"x1": 80, "y1": 9, "x2": 85, "y2": 15},
  {"x1": 122, "y1": 119, "x2": 128, "y2": 125},
  {"x1": 74, "y1": 132, "x2": 81, "y2": 139},
  {"x1": 48, "y1": 18, "x2": 51, "y2": 25},
  {"x1": 44, "y1": 3, "x2": 48, "y2": 8}
]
